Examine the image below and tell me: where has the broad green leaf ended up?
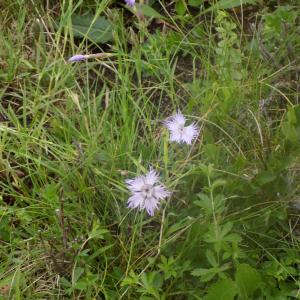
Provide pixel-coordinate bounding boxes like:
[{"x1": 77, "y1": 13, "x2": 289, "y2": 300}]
[
  {"x1": 188, "y1": 0, "x2": 204, "y2": 6},
  {"x1": 71, "y1": 14, "x2": 113, "y2": 43},
  {"x1": 72, "y1": 267, "x2": 84, "y2": 284},
  {"x1": 220, "y1": 222, "x2": 233, "y2": 238},
  {"x1": 235, "y1": 263, "x2": 262, "y2": 297},
  {"x1": 287, "y1": 107, "x2": 297, "y2": 125},
  {"x1": 198, "y1": 192, "x2": 210, "y2": 203},
  {"x1": 175, "y1": 0, "x2": 187, "y2": 15},
  {"x1": 255, "y1": 171, "x2": 276, "y2": 186},
  {"x1": 140, "y1": 297, "x2": 156, "y2": 300},
  {"x1": 287, "y1": 106, "x2": 300, "y2": 126},
  {"x1": 137, "y1": 4, "x2": 166, "y2": 20},
  {"x1": 139, "y1": 272, "x2": 162, "y2": 298},
  {"x1": 194, "y1": 193, "x2": 212, "y2": 213},
  {"x1": 201, "y1": 0, "x2": 256, "y2": 14},
  {"x1": 204, "y1": 278, "x2": 238, "y2": 300},
  {"x1": 282, "y1": 123, "x2": 298, "y2": 142},
  {"x1": 152, "y1": 272, "x2": 164, "y2": 289},
  {"x1": 282, "y1": 106, "x2": 300, "y2": 142},
  {"x1": 215, "y1": 0, "x2": 256, "y2": 9}
]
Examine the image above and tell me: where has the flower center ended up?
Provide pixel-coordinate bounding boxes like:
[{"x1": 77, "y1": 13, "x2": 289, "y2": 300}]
[
  {"x1": 178, "y1": 124, "x2": 184, "y2": 133},
  {"x1": 141, "y1": 184, "x2": 153, "y2": 198}
]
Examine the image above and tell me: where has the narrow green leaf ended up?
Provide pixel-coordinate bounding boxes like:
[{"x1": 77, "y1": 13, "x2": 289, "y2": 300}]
[{"x1": 206, "y1": 249, "x2": 218, "y2": 267}]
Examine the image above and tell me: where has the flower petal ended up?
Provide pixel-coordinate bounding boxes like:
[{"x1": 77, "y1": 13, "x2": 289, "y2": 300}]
[
  {"x1": 144, "y1": 169, "x2": 159, "y2": 186},
  {"x1": 169, "y1": 130, "x2": 183, "y2": 143},
  {"x1": 144, "y1": 197, "x2": 159, "y2": 216},
  {"x1": 181, "y1": 123, "x2": 199, "y2": 144},
  {"x1": 127, "y1": 194, "x2": 143, "y2": 209},
  {"x1": 164, "y1": 111, "x2": 186, "y2": 132},
  {"x1": 153, "y1": 185, "x2": 171, "y2": 200},
  {"x1": 125, "y1": 176, "x2": 145, "y2": 192},
  {"x1": 172, "y1": 111, "x2": 186, "y2": 126},
  {"x1": 125, "y1": 168, "x2": 171, "y2": 216}
]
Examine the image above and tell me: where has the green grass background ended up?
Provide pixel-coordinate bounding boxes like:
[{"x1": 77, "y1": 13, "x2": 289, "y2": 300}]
[{"x1": 0, "y1": 0, "x2": 300, "y2": 299}]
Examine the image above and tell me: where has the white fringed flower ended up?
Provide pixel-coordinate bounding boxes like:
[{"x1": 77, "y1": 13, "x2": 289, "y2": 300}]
[
  {"x1": 164, "y1": 111, "x2": 199, "y2": 144},
  {"x1": 125, "y1": 169, "x2": 170, "y2": 216}
]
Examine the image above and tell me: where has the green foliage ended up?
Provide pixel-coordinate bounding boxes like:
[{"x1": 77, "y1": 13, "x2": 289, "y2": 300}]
[
  {"x1": 214, "y1": 10, "x2": 245, "y2": 81},
  {"x1": 261, "y1": 5, "x2": 299, "y2": 64},
  {"x1": 263, "y1": 6, "x2": 297, "y2": 42},
  {"x1": 1, "y1": 0, "x2": 300, "y2": 299}
]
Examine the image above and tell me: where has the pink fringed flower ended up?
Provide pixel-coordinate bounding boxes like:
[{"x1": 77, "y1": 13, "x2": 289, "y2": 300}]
[{"x1": 125, "y1": 169, "x2": 170, "y2": 216}]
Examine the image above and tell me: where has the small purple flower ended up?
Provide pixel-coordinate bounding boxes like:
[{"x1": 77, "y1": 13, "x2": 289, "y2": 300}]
[
  {"x1": 124, "y1": 0, "x2": 135, "y2": 7},
  {"x1": 68, "y1": 54, "x2": 87, "y2": 62},
  {"x1": 125, "y1": 169, "x2": 170, "y2": 216}
]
